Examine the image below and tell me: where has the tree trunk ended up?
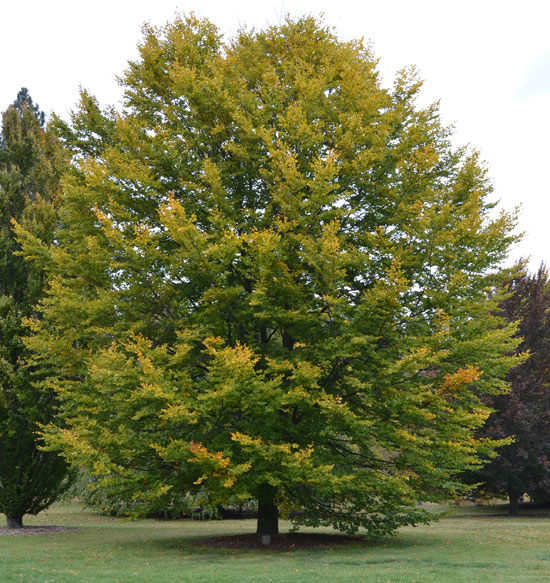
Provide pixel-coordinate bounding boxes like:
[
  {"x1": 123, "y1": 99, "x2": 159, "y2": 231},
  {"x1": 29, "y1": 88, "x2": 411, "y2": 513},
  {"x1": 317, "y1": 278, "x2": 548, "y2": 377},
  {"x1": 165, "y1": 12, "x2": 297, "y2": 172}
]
[
  {"x1": 508, "y1": 491, "x2": 520, "y2": 516},
  {"x1": 256, "y1": 485, "x2": 279, "y2": 545},
  {"x1": 6, "y1": 515, "x2": 24, "y2": 529}
]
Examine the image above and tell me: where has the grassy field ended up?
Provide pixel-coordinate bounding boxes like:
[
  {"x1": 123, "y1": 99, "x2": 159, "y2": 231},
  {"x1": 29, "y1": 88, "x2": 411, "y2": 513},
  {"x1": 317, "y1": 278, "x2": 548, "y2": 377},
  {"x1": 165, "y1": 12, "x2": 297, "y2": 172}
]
[{"x1": 2, "y1": 503, "x2": 550, "y2": 582}]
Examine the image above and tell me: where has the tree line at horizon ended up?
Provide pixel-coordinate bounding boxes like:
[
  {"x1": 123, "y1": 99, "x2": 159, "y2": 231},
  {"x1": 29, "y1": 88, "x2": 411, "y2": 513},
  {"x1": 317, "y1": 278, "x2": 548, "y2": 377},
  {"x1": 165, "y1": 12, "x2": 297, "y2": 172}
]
[{"x1": 1, "y1": 14, "x2": 549, "y2": 543}]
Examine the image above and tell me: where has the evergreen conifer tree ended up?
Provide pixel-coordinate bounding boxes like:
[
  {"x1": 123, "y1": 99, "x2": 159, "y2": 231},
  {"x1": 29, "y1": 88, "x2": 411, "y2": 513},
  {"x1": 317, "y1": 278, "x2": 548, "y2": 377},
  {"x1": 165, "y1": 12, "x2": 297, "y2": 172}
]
[{"x1": 0, "y1": 89, "x2": 69, "y2": 528}]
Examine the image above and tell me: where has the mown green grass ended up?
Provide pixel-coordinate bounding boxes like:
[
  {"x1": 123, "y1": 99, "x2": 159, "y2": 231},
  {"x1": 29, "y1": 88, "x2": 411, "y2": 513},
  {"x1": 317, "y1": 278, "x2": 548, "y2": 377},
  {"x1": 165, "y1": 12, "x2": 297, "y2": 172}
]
[{"x1": 2, "y1": 503, "x2": 550, "y2": 582}]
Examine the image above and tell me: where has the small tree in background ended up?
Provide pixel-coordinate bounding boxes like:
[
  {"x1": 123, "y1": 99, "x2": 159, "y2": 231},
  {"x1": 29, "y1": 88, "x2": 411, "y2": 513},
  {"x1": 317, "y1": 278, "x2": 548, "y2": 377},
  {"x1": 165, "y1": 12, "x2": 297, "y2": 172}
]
[
  {"x1": 471, "y1": 264, "x2": 550, "y2": 514},
  {"x1": 20, "y1": 16, "x2": 519, "y2": 542},
  {"x1": 0, "y1": 89, "x2": 69, "y2": 528}
]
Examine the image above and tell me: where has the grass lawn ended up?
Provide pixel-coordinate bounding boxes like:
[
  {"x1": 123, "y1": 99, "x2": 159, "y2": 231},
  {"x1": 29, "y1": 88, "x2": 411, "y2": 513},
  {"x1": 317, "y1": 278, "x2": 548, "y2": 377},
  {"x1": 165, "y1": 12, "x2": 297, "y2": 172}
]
[{"x1": 1, "y1": 503, "x2": 550, "y2": 582}]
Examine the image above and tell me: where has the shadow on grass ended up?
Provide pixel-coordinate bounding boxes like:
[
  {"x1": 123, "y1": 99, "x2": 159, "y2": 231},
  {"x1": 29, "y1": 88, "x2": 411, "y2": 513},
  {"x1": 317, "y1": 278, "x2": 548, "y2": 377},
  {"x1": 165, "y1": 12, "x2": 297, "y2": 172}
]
[{"x1": 115, "y1": 524, "x2": 445, "y2": 559}]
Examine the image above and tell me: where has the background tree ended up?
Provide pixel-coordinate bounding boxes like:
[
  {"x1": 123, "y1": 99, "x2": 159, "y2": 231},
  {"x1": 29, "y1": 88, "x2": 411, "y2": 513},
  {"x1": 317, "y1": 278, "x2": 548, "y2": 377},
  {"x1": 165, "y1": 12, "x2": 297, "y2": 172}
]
[
  {"x1": 0, "y1": 89, "x2": 69, "y2": 528},
  {"x1": 469, "y1": 264, "x2": 550, "y2": 515},
  {"x1": 20, "y1": 16, "x2": 519, "y2": 542}
]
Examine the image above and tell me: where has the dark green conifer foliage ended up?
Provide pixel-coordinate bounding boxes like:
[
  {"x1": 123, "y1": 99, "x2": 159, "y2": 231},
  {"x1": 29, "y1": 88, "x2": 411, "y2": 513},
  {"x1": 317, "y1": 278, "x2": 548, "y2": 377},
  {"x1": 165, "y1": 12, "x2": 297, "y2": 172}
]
[{"x1": 0, "y1": 89, "x2": 69, "y2": 528}]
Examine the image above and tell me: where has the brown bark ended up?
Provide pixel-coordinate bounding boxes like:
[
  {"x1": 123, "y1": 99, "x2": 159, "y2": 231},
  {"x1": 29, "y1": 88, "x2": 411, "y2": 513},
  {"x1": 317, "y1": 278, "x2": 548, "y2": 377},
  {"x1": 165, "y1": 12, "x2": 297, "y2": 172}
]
[
  {"x1": 281, "y1": 330, "x2": 294, "y2": 351},
  {"x1": 6, "y1": 515, "x2": 24, "y2": 528},
  {"x1": 508, "y1": 491, "x2": 521, "y2": 516},
  {"x1": 256, "y1": 485, "x2": 279, "y2": 545}
]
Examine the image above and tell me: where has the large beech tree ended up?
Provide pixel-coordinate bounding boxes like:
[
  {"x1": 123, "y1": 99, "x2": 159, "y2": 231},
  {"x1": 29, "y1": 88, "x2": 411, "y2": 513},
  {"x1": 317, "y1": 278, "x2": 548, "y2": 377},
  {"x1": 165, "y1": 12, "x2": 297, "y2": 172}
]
[
  {"x1": 19, "y1": 16, "x2": 519, "y2": 542},
  {"x1": 0, "y1": 89, "x2": 69, "y2": 528}
]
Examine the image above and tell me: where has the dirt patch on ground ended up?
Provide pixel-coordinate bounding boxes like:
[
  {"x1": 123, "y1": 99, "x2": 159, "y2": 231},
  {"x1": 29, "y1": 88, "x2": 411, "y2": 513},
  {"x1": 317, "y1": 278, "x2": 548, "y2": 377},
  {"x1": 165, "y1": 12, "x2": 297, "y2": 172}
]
[
  {"x1": 0, "y1": 526, "x2": 78, "y2": 536},
  {"x1": 189, "y1": 532, "x2": 365, "y2": 550}
]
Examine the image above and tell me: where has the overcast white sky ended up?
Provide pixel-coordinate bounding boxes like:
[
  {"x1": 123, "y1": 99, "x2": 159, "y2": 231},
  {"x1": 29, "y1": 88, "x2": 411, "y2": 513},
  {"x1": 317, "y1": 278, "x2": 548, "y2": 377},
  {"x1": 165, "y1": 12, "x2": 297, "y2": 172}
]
[{"x1": 2, "y1": 0, "x2": 549, "y2": 269}]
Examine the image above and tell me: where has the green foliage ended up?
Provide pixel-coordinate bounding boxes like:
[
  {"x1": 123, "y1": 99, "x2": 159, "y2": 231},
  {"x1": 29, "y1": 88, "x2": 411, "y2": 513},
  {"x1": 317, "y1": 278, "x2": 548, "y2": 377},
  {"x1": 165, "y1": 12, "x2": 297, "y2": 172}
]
[
  {"x1": 65, "y1": 469, "x2": 197, "y2": 518},
  {"x1": 468, "y1": 264, "x2": 550, "y2": 511},
  {"x1": 65, "y1": 469, "x2": 257, "y2": 519},
  {"x1": 21, "y1": 16, "x2": 519, "y2": 538},
  {"x1": 0, "y1": 89, "x2": 70, "y2": 526}
]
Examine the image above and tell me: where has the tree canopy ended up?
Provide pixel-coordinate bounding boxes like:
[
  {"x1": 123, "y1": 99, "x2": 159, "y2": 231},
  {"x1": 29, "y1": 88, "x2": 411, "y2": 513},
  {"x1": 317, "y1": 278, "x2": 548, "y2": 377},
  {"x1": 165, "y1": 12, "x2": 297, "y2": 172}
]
[
  {"x1": 0, "y1": 89, "x2": 69, "y2": 528},
  {"x1": 471, "y1": 264, "x2": 550, "y2": 514},
  {"x1": 19, "y1": 15, "x2": 519, "y2": 541}
]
